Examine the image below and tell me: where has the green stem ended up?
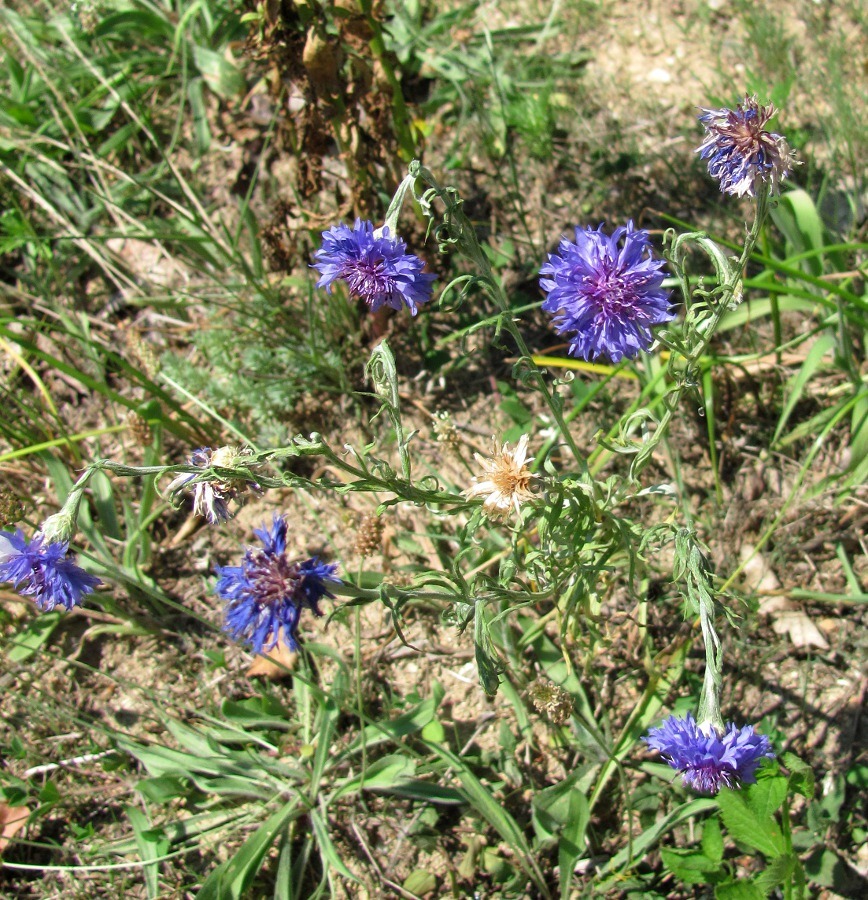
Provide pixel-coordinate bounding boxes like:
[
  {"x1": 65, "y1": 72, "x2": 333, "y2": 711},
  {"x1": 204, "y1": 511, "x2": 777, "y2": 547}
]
[{"x1": 410, "y1": 162, "x2": 588, "y2": 473}]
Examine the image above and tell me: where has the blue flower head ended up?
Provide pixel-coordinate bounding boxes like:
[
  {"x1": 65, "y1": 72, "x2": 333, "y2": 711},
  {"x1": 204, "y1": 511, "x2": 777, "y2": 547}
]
[
  {"x1": 0, "y1": 529, "x2": 100, "y2": 611},
  {"x1": 644, "y1": 713, "x2": 775, "y2": 795},
  {"x1": 697, "y1": 95, "x2": 794, "y2": 197},
  {"x1": 312, "y1": 219, "x2": 436, "y2": 316},
  {"x1": 215, "y1": 515, "x2": 340, "y2": 654},
  {"x1": 539, "y1": 221, "x2": 674, "y2": 363}
]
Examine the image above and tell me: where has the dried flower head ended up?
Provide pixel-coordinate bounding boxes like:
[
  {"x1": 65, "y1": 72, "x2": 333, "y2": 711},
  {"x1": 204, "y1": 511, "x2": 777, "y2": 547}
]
[
  {"x1": 644, "y1": 713, "x2": 775, "y2": 795},
  {"x1": 312, "y1": 219, "x2": 436, "y2": 316},
  {"x1": 465, "y1": 433, "x2": 535, "y2": 519},
  {"x1": 697, "y1": 95, "x2": 795, "y2": 198},
  {"x1": 528, "y1": 680, "x2": 573, "y2": 725},
  {"x1": 354, "y1": 513, "x2": 384, "y2": 558},
  {"x1": 433, "y1": 411, "x2": 461, "y2": 450},
  {"x1": 540, "y1": 221, "x2": 673, "y2": 363},
  {"x1": 167, "y1": 446, "x2": 261, "y2": 525},
  {"x1": 125, "y1": 410, "x2": 152, "y2": 446},
  {"x1": 0, "y1": 529, "x2": 100, "y2": 611},
  {"x1": 215, "y1": 515, "x2": 340, "y2": 654}
]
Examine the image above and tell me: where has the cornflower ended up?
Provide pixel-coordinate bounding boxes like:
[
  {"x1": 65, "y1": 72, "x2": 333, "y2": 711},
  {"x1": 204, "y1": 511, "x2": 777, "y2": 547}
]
[
  {"x1": 644, "y1": 713, "x2": 775, "y2": 795},
  {"x1": 697, "y1": 95, "x2": 795, "y2": 197},
  {"x1": 167, "y1": 446, "x2": 260, "y2": 525},
  {"x1": 214, "y1": 515, "x2": 340, "y2": 654},
  {"x1": 0, "y1": 529, "x2": 100, "y2": 611},
  {"x1": 312, "y1": 219, "x2": 436, "y2": 315},
  {"x1": 540, "y1": 221, "x2": 673, "y2": 363},
  {"x1": 465, "y1": 434, "x2": 535, "y2": 519}
]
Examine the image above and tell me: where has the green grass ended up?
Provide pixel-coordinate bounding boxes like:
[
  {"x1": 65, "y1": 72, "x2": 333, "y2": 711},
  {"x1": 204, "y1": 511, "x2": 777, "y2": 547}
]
[{"x1": 0, "y1": 1, "x2": 866, "y2": 897}]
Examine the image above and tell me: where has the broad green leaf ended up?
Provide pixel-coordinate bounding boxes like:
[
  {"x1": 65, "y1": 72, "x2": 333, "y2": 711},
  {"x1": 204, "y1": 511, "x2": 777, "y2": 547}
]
[
  {"x1": 702, "y1": 816, "x2": 724, "y2": 864},
  {"x1": 745, "y1": 775, "x2": 788, "y2": 819},
  {"x1": 754, "y1": 853, "x2": 797, "y2": 892},
  {"x1": 660, "y1": 847, "x2": 721, "y2": 885},
  {"x1": 714, "y1": 880, "x2": 766, "y2": 900},
  {"x1": 716, "y1": 788, "x2": 784, "y2": 859}
]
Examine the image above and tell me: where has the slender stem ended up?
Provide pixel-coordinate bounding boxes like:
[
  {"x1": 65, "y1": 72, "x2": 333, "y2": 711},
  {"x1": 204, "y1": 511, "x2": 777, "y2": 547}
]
[{"x1": 631, "y1": 185, "x2": 771, "y2": 479}]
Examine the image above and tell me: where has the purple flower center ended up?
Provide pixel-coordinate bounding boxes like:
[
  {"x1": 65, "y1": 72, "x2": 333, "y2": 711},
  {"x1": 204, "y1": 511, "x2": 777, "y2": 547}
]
[
  {"x1": 245, "y1": 550, "x2": 299, "y2": 607},
  {"x1": 340, "y1": 255, "x2": 394, "y2": 301}
]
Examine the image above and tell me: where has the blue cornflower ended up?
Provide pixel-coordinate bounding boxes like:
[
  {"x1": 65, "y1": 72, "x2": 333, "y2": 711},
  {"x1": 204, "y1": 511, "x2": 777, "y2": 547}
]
[
  {"x1": 539, "y1": 221, "x2": 673, "y2": 363},
  {"x1": 0, "y1": 529, "x2": 100, "y2": 611},
  {"x1": 644, "y1": 713, "x2": 775, "y2": 795},
  {"x1": 214, "y1": 515, "x2": 340, "y2": 654},
  {"x1": 312, "y1": 219, "x2": 436, "y2": 316},
  {"x1": 697, "y1": 95, "x2": 794, "y2": 197}
]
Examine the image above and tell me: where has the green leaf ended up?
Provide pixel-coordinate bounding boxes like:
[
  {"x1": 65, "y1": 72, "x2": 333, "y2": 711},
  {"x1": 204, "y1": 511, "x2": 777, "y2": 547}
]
[
  {"x1": 716, "y1": 788, "x2": 785, "y2": 859},
  {"x1": 754, "y1": 852, "x2": 797, "y2": 892},
  {"x1": 424, "y1": 741, "x2": 548, "y2": 893},
  {"x1": 660, "y1": 847, "x2": 722, "y2": 885},
  {"x1": 331, "y1": 754, "x2": 416, "y2": 801},
  {"x1": 137, "y1": 775, "x2": 189, "y2": 804},
  {"x1": 125, "y1": 806, "x2": 168, "y2": 900},
  {"x1": 714, "y1": 880, "x2": 766, "y2": 900},
  {"x1": 558, "y1": 788, "x2": 590, "y2": 897},
  {"x1": 474, "y1": 601, "x2": 502, "y2": 695},
  {"x1": 191, "y1": 46, "x2": 245, "y2": 99},
  {"x1": 781, "y1": 752, "x2": 814, "y2": 799},
  {"x1": 403, "y1": 869, "x2": 437, "y2": 894},
  {"x1": 772, "y1": 332, "x2": 836, "y2": 447},
  {"x1": 198, "y1": 801, "x2": 298, "y2": 900},
  {"x1": 744, "y1": 775, "x2": 788, "y2": 820},
  {"x1": 702, "y1": 816, "x2": 724, "y2": 864},
  {"x1": 6, "y1": 612, "x2": 62, "y2": 662}
]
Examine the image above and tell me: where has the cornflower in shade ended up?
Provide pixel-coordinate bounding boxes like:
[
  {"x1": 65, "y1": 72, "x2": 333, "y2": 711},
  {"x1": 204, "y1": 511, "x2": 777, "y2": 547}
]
[
  {"x1": 214, "y1": 515, "x2": 340, "y2": 654},
  {"x1": 644, "y1": 713, "x2": 775, "y2": 795},
  {"x1": 464, "y1": 433, "x2": 535, "y2": 519},
  {"x1": 0, "y1": 529, "x2": 100, "y2": 612},
  {"x1": 167, "y1": 446, "x2": 261, "y2": 525},
  {"x1": 312, "y1": 219, "x2": 436, "y2": 316},
  {"x1": 697, "y1": 95, "x2": 794, "y2": 198},
  {"x1": 540, "y1": 221, "x2": 673, "y2": 363}
]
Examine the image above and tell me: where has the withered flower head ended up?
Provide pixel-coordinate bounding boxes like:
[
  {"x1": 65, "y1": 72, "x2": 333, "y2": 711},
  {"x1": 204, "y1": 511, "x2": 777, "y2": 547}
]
[
  {"x1": 464, "y1": 433, "x2": 535, "y2": 519},
  {"x1": 528, "y1": 679, "x2": 573, "y2": 725}
]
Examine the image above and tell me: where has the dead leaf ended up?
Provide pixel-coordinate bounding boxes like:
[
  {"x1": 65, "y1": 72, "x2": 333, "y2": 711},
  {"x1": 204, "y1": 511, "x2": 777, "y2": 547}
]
[
  {"x1": 740, "y1": 548, "x2": 829, "y2": 650},
  {"x1": 246, "y1": 640, "x2": 298, "y2": 679},
  {"x1": 0, "y1": 803, "x2": 30, "y2": 855}
]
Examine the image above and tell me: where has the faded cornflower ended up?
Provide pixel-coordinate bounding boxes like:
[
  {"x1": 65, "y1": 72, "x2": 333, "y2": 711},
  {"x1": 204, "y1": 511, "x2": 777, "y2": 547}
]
[
  {"x1": 167, "y1": 446, "x2": 260, "y2": 525},
  {"x1": 214, "y1": 515, "x2": 340, "y2": 654},
  {"x1": 0, "y1": 530, "x2": 100, "y2": 611},
  {"x1": 528, "y1": 679, "x2": 573, "y2": 725},
  {"x1": 312, "y1": 219, "x2": 436, "y2": 316},
  {"x1": 697, "y1": 95, "x2": 795, "y2": 198},
  {"x1": 465, "y1": 433, "x2": 535, "y2": 518},
  {"x1": 540, "y1": 221, "x2": 673, "y2": 363},
  {"x1": 644, "y1": 713, "x2": 775, "y2": 795}
]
